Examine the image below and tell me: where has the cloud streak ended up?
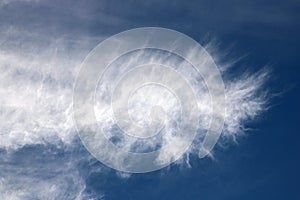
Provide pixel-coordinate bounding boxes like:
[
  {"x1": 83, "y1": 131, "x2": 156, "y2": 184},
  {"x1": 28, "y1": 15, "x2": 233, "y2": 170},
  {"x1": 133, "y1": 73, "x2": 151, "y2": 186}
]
[
  {"x1": 0, "y1": 28, "x2": 270, "y2": 198},
  {"x1": 0, "y1": 1, "x2": 271, "y2": 199}
]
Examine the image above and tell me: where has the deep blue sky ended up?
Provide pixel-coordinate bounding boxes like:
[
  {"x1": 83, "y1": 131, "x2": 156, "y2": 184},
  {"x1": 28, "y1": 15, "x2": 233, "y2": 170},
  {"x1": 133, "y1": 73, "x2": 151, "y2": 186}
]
[{"x1": 1, "y1": 0, "x2": 300, "y2": 199}]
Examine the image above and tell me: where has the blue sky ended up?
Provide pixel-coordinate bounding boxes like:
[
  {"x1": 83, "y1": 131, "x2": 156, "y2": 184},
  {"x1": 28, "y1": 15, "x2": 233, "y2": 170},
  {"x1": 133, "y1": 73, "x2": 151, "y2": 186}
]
[{"x1": 0, "y1": 0, "x2": 299, "y2": 199}]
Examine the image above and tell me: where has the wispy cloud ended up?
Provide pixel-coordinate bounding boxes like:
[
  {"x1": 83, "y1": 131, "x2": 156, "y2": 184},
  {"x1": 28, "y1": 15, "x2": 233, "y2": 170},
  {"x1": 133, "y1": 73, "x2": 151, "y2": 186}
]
[
  {"x1": 0, "y1": 145, "x2": 99, "y2": 200},
  {"x1": 0, "y1": 0, "x2": 271, "y2": 199}
]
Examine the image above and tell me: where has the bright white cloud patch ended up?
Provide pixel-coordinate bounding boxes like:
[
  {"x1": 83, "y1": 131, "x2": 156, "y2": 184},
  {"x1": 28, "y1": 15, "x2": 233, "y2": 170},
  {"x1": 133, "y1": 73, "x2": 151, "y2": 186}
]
[{"x1": 0, "y1": 24, "x2": 269, "y2": 200}]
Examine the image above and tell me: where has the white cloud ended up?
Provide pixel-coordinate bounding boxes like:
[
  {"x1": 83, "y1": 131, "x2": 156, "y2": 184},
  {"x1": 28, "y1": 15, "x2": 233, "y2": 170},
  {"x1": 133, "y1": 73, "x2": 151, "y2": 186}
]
[
  {"x1": 0, "y1": 11, "x2": 270, "y2": 199},
  {"x1": 0, "y1": 145, "x2": 102, "y2": 200},
  {"x1": 91, "y1": 47, "x2": 269, "y2": 169},
  {"x1": 0, "y1": 28, "x2": 103, "y2": 199}
]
